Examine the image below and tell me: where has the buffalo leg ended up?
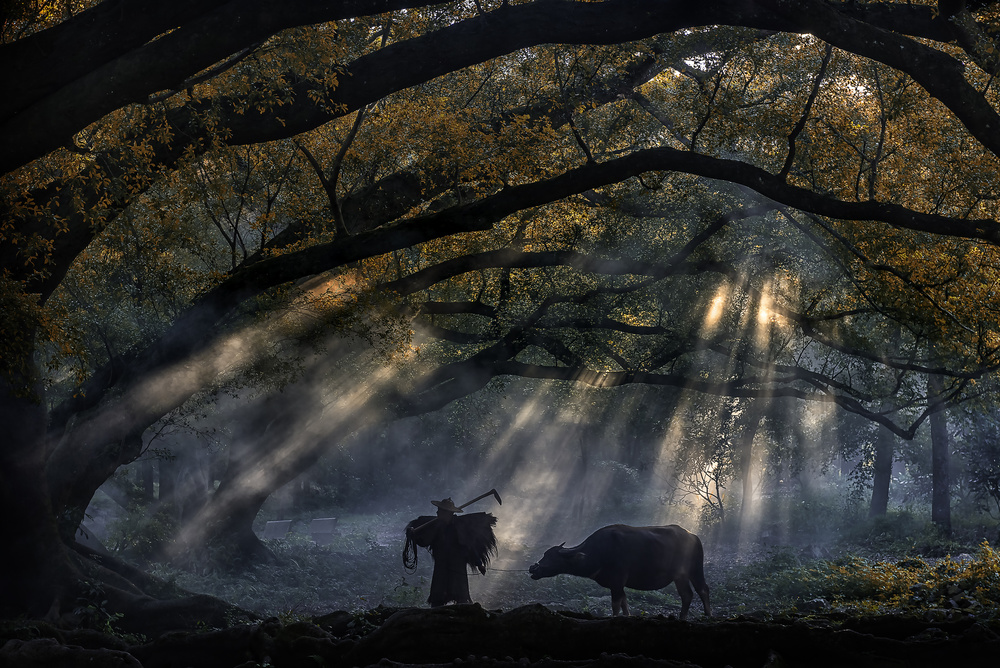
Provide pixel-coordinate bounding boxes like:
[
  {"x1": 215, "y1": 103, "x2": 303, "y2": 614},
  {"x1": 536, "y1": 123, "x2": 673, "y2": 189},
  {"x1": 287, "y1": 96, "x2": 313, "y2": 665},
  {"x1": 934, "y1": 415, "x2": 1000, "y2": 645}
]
[
  {"x1": 696, "y1": 582, "x2": 711, "y2": 617},
  {"x1": 610, "y1": 588, "x2": 630, "y2": 616},
  {"x1": 674, "y1": 576, "x2": 694, "y2": 620}
]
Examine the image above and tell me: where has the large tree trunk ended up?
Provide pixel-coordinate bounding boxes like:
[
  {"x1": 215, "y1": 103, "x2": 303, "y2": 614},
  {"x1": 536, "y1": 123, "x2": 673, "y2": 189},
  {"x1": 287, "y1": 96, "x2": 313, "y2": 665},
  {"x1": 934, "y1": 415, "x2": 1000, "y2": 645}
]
[
  {"x1": 168, "y1": 441, "x2": 280, "y2": 565},
  {"x1": 46, "y1": 428, "x2": 146, "y2": 541},
  {"x1": 0, "y1": 354, "x2": 79, "y2": 617},
  {"x1": 169, "y1": 390, "x2": 332, "y2": 563},
  {"x1": 0, "y1": 350, "x2": 255, "y2": 627},
  {"x1": 171, "y1": 420, "x2": 343, "y2": 565},
  {"x1": 869, "y1": 424, "x2": 895, "y2": 517},
  {"x1": 927, "y1": 373, "x2": 952, "y2": 535},
  {"x1": 179, "y1": 486, "x2": 276, "y2": 566}
]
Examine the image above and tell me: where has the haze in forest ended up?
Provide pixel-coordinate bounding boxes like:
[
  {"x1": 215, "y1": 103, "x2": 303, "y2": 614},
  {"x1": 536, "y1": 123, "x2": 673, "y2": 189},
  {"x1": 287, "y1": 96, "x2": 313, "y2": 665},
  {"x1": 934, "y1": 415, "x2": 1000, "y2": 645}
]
[{"x1": 5, "y1": 0, "x2": 1000, "y2": 640}]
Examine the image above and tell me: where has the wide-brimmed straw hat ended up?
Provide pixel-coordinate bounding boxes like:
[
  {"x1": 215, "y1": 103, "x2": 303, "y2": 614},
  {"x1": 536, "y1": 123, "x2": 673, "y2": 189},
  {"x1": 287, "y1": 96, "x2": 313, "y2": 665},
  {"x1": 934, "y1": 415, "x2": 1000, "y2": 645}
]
[{"x1": 431, "y1": 497, "x2": 463, "y2": 513}]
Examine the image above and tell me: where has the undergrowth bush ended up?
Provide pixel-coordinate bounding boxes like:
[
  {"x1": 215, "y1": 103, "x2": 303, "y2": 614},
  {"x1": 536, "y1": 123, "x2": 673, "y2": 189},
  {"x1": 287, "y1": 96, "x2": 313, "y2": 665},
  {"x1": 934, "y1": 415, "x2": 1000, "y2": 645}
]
[
  {"x1": 107, "y1": 503, "x2": 177, "y2": 562},
  {"x1": 835, "y1": 508, "x2": 989, "y2": 557},
  {"x1": 840, "y1": 508, "x2": 924, "y2": 549},
  {"x1": 766, "y1": 542, "x2": 1000, "y2": 616}
]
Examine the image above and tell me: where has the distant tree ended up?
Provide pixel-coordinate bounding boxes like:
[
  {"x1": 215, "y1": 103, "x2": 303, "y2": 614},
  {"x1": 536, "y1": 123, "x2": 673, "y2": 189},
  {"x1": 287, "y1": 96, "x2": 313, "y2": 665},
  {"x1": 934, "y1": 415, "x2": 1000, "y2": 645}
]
[
  {"x1": 869, "y1": 423, "x2": 897, "y2": 518},
  {"x1": 927, "y1": 372, "x2": 953, "y2": 533},
  {"x1": 955, "y1": 407, "x2": 1000, "y2": 521}
]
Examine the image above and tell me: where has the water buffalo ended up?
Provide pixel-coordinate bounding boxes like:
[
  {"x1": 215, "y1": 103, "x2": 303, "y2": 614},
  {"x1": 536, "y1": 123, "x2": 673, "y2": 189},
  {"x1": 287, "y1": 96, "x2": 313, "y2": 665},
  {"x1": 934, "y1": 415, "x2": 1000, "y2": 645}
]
[{"x1": 528, "y1": 524, "x2": 711, "y2": 619}]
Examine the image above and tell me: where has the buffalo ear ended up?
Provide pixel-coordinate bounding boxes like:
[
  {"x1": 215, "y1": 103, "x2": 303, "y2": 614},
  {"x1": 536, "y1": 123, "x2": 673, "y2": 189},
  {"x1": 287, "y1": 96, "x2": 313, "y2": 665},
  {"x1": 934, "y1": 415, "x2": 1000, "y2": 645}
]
[{"x1": 572, "y1": 551, "x2": 587, "y2": 562}]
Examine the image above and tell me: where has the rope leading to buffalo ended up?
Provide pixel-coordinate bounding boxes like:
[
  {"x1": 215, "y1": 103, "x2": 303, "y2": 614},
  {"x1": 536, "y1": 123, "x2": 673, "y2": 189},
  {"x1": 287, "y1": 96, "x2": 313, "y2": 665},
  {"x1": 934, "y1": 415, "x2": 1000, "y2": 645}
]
[{"x1": 488, "y1": 567, "x2": 531, "y2": 572}]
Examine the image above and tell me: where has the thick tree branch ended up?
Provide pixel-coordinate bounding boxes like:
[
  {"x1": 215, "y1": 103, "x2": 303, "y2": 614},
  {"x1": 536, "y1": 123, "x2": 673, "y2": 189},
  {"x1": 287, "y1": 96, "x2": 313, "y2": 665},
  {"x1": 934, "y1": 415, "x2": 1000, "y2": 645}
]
[
  {"x1": 42, "y1": 139, "x2": 1000, "y2": 449},
  {"x1": 111, "y1": 144, "x2": 1000, "y2": 401},
  {"x1": 7, "y1": 31, "x2": 681, "y2": 300},
  {"x1": 0, "y1": 0, "x2": 228, "y2": 121},
  {"x1": 780, "y1": 43, "x2": 832, "y2": 179},
  {"x1": 0, "y1": 0, "x2": 438, "y2": 172},
  {"x1": 4, "y1": 0, "x2": 960, "y2": 174},
  {"x1": 491, "y1": 360, "x2": 927, "y2": 440},
  {"x1": 12, "y1": 0, "x2": 999, "y2": 305},
  {"x1": 759, "y1": 0, "x2": 1000, "y2": 162}
]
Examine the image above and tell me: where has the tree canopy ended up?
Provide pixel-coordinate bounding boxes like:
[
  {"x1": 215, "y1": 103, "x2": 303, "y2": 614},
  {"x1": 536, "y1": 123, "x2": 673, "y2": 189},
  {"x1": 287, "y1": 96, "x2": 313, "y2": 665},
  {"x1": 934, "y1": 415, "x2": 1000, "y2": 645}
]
[{"x1": 4, "y1": 0, "x2": 1000, "y2": 621}]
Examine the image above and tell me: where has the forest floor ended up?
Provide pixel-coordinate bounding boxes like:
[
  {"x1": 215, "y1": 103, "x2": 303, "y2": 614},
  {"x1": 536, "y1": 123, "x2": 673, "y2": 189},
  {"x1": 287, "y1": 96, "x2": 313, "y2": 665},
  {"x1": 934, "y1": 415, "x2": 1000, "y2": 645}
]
[
  {"x1": 148, "y1": 509, "x2": 809, "y2": 618},
  {"x1": 3, "y1": 509, "x2": 1000, "y2": 667},
  {"x1": 143, "y1": 509, "x2": 992, "y2": 619}
]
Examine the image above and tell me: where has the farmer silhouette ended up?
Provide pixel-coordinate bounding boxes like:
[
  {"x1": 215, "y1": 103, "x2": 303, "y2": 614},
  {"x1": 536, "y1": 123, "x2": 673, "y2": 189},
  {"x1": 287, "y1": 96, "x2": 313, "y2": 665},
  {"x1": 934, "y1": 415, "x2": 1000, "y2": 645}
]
[{"x1": 403, "y1": 492, "x2": 500, "y2": 607}]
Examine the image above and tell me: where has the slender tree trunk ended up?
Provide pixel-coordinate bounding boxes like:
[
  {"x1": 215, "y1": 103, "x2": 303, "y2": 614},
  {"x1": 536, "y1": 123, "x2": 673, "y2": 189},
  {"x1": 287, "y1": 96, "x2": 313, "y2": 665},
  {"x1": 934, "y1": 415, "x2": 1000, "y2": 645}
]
[
  {"x1": 572, "y1": 437, "x2": 591, "y2": 523},
  {"x1": 139, "y1": 458, "x2": 155, "y2": 501},
  {"x1": 159, "y1": 454, "x2": 177, "y2": 507},
  {"x1": 869, "y1": 424, "x2": 895, "y2": 517},
  {"x1": 927, "y1": 373, "x2": 952, "y2": 535},
  {"x1": 737, "y1": 399, "x2": 766, "y2": 540}
]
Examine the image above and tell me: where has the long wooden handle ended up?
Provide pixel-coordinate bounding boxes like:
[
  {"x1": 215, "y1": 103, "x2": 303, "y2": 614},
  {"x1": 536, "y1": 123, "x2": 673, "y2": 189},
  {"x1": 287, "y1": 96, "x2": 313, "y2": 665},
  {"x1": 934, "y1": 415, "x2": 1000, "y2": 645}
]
[
  {"x1": 409, "y1": 489, "x2": 502, "y2": 534},
  {"x1": 460, "y1": 488, "x2": 502, "y2": 509}
]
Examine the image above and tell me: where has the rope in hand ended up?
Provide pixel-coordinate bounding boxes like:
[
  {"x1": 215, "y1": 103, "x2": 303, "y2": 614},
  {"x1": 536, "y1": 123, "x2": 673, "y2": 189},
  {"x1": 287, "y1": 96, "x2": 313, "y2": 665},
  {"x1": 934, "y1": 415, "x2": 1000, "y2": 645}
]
[
  {"x1": 403, "y1": 566, "x2": 531, "y2": 573},
  {"x1": 487, "y1": 567, "x2": 531, "y2": 572}
]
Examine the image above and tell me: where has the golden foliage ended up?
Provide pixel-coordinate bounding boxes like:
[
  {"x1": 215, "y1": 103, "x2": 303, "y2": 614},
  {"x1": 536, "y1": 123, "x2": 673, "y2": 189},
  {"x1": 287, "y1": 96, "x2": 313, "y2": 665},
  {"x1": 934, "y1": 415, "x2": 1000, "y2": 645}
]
[
  {"x1": 782, "y1": 542, "x2": 1000, "y2": 613},
  {"x1": 6, "y1": 8, "x2": 1000, "y2": 410}
]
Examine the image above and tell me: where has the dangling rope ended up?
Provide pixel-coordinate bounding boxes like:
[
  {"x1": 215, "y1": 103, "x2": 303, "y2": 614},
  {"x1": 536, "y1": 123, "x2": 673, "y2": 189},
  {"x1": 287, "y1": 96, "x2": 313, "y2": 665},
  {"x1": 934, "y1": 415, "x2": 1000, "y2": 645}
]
[{"x1": 403, "y1": 532, "x2": 419, "y2": 573}]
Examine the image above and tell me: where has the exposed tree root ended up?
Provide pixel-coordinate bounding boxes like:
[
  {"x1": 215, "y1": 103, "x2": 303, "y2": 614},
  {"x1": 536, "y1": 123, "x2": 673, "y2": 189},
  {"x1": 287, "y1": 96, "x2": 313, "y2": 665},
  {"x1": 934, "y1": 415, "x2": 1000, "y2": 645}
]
[{"x1": 52, "y1": 541, "x2": 259, "y2": 638}]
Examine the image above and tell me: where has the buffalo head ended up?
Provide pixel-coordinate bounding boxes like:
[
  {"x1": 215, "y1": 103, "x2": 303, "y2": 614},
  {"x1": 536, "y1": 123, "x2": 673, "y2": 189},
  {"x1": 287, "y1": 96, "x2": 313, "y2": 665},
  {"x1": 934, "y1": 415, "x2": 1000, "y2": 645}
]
[{"x1": 528, "y1": 543, "x2": 586, "y2": 580}]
